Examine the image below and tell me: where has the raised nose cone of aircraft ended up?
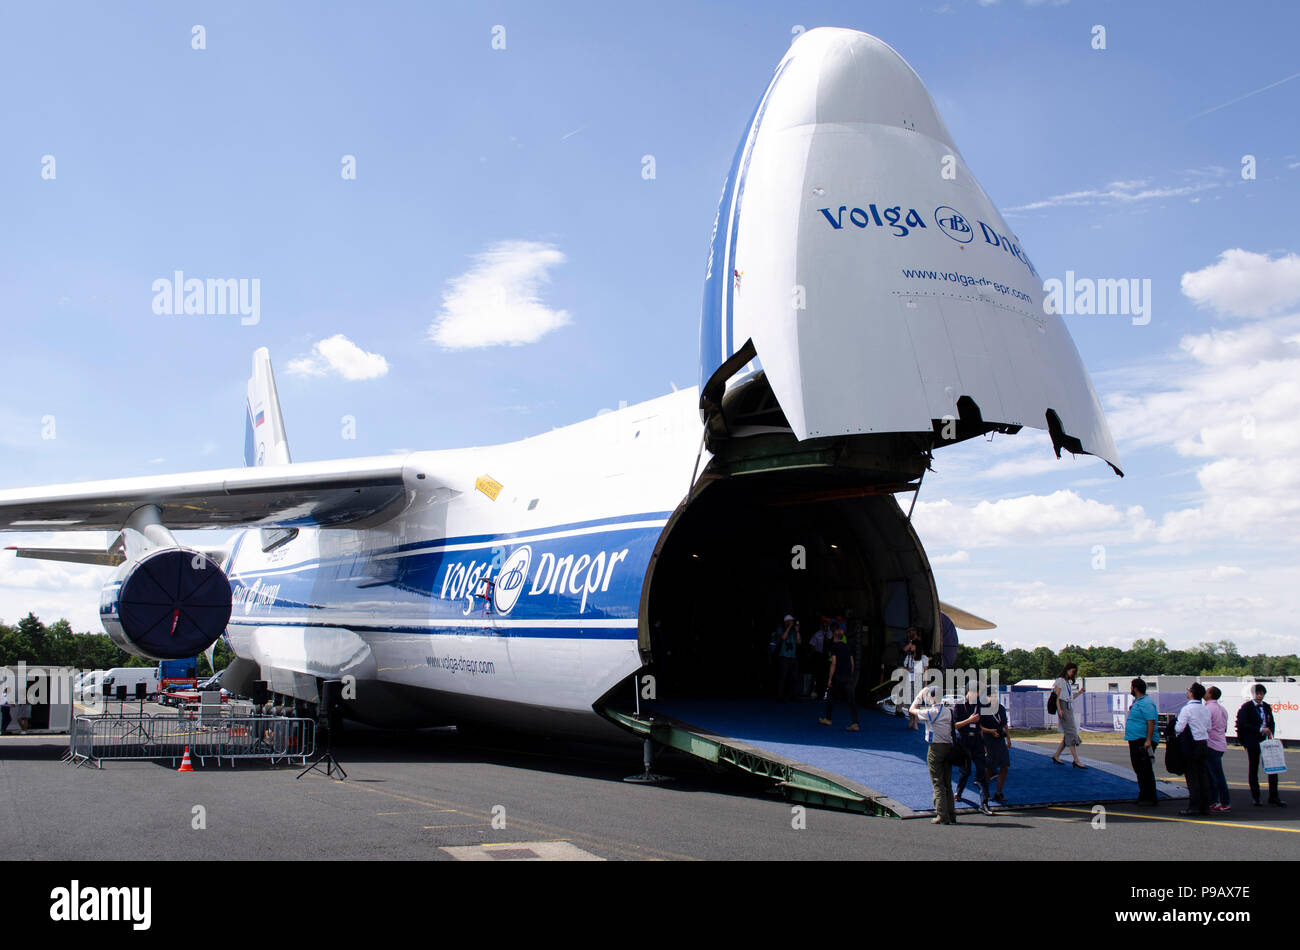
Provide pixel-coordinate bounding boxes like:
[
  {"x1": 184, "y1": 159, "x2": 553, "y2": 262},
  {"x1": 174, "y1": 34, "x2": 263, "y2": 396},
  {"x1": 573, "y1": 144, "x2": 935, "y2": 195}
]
[{"x1": 700, "y1": 27, "x2": 1122, "y2": 475}]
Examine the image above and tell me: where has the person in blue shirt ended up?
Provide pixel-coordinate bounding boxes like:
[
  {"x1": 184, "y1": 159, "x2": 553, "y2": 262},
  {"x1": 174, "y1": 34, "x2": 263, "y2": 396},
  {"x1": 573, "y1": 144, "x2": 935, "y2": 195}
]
[
  {"x1": 1124, "y1": 678, "x2": 1160, "y2": 806},
  {"x1": 773, "y1": 615, "x2": 800, "y2": 702}
]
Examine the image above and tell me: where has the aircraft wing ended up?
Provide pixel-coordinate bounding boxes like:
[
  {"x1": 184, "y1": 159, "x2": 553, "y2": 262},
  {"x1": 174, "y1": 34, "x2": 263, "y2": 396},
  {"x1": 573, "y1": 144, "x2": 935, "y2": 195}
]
[
  {"x1": 0, "y1": 456, "x2": 413, "y2": 532},
  {"x1": 939, "y1": 601, "x2": 996, "y2": 631}
]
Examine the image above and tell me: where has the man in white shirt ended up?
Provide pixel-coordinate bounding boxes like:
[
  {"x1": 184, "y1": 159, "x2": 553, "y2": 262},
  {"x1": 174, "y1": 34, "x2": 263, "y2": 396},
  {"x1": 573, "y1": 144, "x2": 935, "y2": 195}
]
[{"x1": 1174, "y1": 683, "x2": 1213, "y2": 816}]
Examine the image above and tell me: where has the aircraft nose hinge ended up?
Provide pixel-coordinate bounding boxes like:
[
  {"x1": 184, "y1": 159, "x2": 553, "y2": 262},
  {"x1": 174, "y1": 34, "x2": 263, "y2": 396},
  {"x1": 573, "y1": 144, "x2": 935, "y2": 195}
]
[{"x1": 1045, "y1": 407, "x2": 1084, "y2": 459}]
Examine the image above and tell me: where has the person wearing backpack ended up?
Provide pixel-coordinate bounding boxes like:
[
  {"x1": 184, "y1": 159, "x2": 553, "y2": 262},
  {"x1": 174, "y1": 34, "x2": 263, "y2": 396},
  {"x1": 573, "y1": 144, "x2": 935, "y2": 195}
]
[
  {"x1": 1050, "y1": 663, "x2": 1087, "y2": 768},
  {"x1": 1174, "y1": 683, "x2": 1213, "y2": 816}
]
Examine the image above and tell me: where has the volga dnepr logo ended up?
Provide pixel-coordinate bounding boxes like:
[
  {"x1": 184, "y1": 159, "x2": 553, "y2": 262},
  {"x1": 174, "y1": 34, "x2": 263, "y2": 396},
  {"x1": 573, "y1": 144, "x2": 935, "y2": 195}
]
[
  {"x1": 492, "y1": 545, "x2": 531, "y2": 614},
  {"x1": 934, "y1": 205, "x2": 973, "y2": 243},
  {"x1": 816, "y1": 201, "x2": 1038, "y2": 277},
  {"x1": 441, "y1": 542, "x2": 631, "y2": 616}
]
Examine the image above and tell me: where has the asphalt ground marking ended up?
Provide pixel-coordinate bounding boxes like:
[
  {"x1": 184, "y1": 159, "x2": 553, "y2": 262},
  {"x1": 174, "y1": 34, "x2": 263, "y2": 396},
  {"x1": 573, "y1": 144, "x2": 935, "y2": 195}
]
[
  {"x1": 441, "y1": 840, "x2": 604, "y2": 861},
  {"x1": 1047, "y1": 805, "x2": 1299, "y2": 833},
  {"x1": 298, "y1": 770, "x2": 697, "y2": 861}
]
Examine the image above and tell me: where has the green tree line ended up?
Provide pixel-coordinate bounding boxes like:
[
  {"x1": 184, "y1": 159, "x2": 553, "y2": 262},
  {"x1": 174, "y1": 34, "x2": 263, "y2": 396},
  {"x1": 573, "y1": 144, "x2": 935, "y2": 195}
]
[
  {"x1": 955, "y1": 637, "x2": 1300, "y2": 682},
  {"x1": 0, "y1": 613, "x2": 234, "y2": 675}
]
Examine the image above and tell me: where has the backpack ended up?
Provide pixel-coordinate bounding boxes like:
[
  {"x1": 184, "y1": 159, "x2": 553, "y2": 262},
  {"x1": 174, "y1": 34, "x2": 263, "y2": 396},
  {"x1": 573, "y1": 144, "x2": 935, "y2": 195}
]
[
  {"x1": 948, "y1": 705, "x2": 975, "y2": 767},
  {"x1": 948, "y1": 737, "x2": 969, "y2": 768},
  {"x1": 1163, "y1": 717, "x2": 1184, "y2": 775}
]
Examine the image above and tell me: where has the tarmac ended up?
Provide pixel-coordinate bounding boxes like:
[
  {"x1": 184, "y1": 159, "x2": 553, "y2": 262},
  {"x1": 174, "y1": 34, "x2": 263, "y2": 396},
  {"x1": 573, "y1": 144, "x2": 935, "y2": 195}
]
[{"x1": 1, "y1": 712, "x2": 1295, "y2": 860}]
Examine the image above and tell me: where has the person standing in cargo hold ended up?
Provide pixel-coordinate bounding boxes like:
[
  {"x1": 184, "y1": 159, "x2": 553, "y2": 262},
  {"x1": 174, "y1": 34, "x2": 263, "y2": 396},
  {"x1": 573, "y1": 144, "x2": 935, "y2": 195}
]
[
  {"x1": 901, "y1": 636, "x2": 928, "y2": 729},
  {"x1": 807, "y1": 619, "x2": 830, "y2": 698},
  {"x1": 819, "y1": 623, "x2": 858, "y2": 730},
  {"x1": 773, "y1": 615, "x2": 801, "y2": 702}
]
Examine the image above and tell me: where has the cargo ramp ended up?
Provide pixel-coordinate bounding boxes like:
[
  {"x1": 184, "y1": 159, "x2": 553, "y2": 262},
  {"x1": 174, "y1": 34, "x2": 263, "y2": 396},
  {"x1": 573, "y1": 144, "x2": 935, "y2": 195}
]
[{"x1": 601, "y1": 699, "x2": 1184, "y2": 819}]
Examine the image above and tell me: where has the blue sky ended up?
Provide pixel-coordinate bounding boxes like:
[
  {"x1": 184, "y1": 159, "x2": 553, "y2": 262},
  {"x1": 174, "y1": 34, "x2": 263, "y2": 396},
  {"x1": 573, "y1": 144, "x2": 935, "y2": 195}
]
[{"x1": 2, "y1": 1, "x2": 1299, "y2": 654}]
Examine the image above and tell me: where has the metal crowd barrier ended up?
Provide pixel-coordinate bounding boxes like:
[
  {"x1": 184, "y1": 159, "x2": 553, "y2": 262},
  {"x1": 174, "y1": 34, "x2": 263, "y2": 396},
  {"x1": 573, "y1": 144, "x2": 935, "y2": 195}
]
[{"x1": 68, "y1": 714, "x2": 315, "y2": 769}]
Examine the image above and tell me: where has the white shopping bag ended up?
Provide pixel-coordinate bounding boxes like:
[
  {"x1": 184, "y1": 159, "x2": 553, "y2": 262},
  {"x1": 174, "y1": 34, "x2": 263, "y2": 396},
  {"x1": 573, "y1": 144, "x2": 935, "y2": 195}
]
[{"x1": 1261, "y1": 737, "x2": 1287, "y2": 774}]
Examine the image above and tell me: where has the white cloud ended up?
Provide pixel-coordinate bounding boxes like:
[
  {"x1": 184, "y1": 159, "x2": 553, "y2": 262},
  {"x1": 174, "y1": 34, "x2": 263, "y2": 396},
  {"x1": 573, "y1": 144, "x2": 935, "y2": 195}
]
[
  {"x1": 1006, "y1": 177, "x2": 1218, "y2": 213},
  {"x1": 978, "y1": 449, "x2": 1103, "y2": 481},
  {"x1": 287, "y1": 335, "x2": 390, "y2": 381},
  {"x1": 1104, "y1": 308, "x2": 1300, "y2": 543},
  {"x1": 1209, "y1": 565, "x2": 1245, "y2": 580},
  {"x1": 430, "y1": 241, "x2": 570, "y2": 349},
  {"x1": 0, "y1": 538, "x2": 113, "y2": 632},
  {"x1": 930, "y1": 550, "x2": 970, "y2": 565},
  {"x1": 1111, "y1": 597, "x2": 1149, "y2": 609},
  {"x1": 1180, "y1": 249, "x2": 1300, "y2": 318},
  {"x1": 914, "y1": 490, "x2": 1150, "y2": 549}
]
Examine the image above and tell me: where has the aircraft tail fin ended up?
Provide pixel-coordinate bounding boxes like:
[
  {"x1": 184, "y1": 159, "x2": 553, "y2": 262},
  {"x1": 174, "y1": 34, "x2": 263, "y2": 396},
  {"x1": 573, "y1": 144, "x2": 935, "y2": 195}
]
[{"x1": 244, "y1": 347, "x2": 292, "y2": 467}]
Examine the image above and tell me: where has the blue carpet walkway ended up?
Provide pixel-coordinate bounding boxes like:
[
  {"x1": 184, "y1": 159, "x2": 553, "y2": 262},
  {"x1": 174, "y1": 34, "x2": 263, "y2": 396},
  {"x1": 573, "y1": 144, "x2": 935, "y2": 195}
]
[{"x1": 648, "y1": 698, "x2": 1179, "y2": 815}]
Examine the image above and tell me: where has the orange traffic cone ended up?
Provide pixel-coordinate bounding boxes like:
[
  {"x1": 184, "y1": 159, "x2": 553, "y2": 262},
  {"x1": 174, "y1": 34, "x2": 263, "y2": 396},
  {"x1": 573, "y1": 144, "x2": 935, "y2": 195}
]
[{"x1": 177, "y1": 747, "x2": 194, "y2": 772}]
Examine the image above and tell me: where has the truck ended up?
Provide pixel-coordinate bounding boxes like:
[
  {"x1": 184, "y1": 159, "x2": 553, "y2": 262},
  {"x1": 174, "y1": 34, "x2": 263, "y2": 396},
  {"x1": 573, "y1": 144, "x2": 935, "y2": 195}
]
[{"x1": 158, "y1": 657, "x2": 198, "y2": 690}]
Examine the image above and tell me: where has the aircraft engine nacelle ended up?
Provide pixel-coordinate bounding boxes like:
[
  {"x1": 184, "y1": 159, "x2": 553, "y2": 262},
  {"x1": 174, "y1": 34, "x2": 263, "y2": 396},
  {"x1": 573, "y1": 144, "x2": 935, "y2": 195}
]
[{"x1": 99, "y1": 548, "x2": 232, "y2": 661}]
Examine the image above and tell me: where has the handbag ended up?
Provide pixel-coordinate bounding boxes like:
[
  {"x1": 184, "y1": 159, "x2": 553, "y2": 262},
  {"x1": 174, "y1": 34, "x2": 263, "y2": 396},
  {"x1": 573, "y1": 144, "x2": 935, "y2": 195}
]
[
  {"x1": 1046, "y1": 691, "x2": 1058, "y2": 716},
  {"x1": 1261, "y1": 737, "x2": 1288, "y2": 774}
]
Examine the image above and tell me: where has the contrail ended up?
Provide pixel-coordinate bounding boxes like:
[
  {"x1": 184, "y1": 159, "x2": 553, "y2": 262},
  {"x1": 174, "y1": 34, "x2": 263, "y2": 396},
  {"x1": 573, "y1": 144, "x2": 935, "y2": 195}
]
[{"x1": 1188, "y1": 69, "x2": 1300, "y2": 120}]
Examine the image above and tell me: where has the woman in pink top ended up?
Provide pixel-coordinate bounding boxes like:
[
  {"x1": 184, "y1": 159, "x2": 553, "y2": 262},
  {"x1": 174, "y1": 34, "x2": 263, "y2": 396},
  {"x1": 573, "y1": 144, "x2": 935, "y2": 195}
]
[{"x1": 1205, "y1": 686, "x2": 1231, "y2": 812}]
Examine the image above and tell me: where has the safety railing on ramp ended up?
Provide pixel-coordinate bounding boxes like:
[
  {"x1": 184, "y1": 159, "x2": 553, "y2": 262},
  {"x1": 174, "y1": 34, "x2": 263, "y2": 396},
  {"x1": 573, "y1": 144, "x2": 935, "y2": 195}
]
[{"x1": 67, "y1": 715, "x2": 315, "y2": 769}]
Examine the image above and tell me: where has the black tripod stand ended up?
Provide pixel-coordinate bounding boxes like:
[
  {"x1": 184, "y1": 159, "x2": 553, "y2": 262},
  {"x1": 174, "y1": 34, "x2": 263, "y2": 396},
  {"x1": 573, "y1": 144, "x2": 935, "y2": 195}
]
[
  {"x1": 296, "y1": 717, "x2": 346, "y2": 780},
  {"x1": 119, "y1": 685, "x2": 151, "y2": 743}
]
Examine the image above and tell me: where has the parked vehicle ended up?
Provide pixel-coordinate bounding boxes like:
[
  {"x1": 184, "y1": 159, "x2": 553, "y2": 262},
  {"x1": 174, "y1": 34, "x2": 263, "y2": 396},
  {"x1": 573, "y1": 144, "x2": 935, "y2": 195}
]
[
  {"x1": 158, "y1": 683, "x2": 194, "y2": 707},
  {"x1": 195, "y1": 669, "x2": 226, "y2": 691},
  {"x1": 101, "y1": 667, "x2": 160, "y2": 699}
]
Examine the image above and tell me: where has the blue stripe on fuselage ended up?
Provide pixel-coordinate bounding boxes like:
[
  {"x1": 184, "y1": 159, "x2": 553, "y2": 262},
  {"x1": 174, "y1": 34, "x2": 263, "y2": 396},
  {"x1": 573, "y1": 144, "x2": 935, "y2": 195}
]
[
  {"x1": 226, "y1": 619, "x2": 637, "y2": 640},
  {"x1": 226, "y1": 514, "x2": 670, "y2": 639}
]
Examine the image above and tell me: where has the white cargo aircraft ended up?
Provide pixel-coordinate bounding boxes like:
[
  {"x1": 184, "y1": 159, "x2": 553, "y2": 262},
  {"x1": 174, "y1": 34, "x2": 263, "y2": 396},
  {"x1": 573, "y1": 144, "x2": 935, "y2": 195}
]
[{"x1": 0, "y1": 29, "x2": 1118, "y2": 740}]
